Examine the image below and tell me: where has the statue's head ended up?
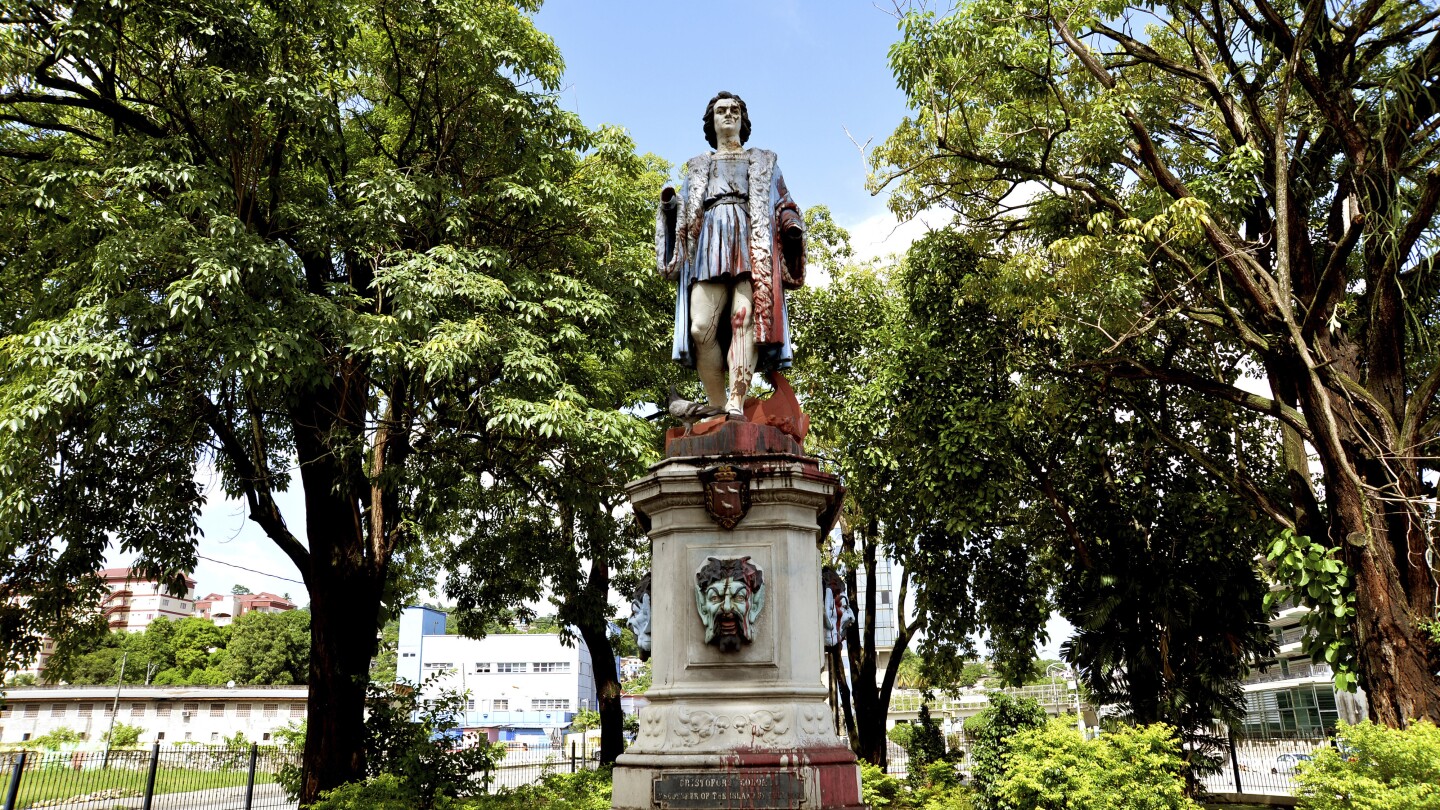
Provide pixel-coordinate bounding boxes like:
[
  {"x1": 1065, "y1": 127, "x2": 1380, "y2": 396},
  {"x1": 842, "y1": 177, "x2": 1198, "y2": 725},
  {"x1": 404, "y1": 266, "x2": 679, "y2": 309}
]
[
  {"x1": 821, "y1": 566, "x2": 854, "y2": 648},
  {"x1": 703, "y1": 91, "x2": 751, "y2": 149},
  {"x1": 694, "y1": 556, "x2": 764, "y2": 652},
  {"x1": 627, "y1": 574, "x2": 652, "y2": 661}
]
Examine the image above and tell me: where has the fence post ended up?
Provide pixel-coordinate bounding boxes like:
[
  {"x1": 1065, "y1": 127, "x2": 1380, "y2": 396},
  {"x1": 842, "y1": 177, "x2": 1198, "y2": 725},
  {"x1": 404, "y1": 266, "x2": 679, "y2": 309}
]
[
  {"x1": 141, "y1": 743, "x2": 160, "y2": 810},
  {"x1": 244, "y1": 743, "x2": 259, "y2": 810},
  {"x1": 2, "y1": 751, "x2": 26, "y2": 810},
  {"x1": 1228, "y1": 730, "x2": 1242, "y2": 794},
  {"x1": 570, "y1": 741, "x2": 577, "y2": 773}
]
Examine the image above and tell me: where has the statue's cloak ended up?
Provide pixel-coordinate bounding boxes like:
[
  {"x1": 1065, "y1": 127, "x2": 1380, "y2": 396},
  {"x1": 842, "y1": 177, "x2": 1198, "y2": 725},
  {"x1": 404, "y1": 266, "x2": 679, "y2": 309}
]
[{"x1": 656, "y1": 148, "x2": 805, "y2": 371}]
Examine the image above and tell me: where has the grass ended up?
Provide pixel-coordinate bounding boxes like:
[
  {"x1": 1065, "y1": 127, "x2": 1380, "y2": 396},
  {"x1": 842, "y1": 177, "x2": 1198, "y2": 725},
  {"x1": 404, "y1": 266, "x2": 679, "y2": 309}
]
[{"x1": 13, "y1": 764, "x2": 276, "y2": 807}]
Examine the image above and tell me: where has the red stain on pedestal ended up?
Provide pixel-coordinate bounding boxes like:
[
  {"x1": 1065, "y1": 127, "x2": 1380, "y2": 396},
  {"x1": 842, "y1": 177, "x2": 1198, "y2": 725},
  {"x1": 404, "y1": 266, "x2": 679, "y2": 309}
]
[
  {"x1": 721, "y1": 746, "x2": 865, "y2": 810},
  {"x1": 666, "y1": 372, "x2": 811, "y2": 456}
]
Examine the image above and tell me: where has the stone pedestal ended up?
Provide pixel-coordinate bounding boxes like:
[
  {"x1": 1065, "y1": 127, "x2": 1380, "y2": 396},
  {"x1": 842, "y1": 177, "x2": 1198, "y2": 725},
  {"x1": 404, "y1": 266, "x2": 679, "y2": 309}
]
[{"x1": 613, "y1": 429, "x2": 863, "y2": 810}]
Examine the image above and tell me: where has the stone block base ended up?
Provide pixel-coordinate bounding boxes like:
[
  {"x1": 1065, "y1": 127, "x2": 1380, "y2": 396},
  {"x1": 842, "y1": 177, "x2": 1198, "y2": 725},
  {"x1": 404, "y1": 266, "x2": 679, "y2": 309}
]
[{"x1": 612, "y1": 746, "x2": 865, "y2": 810}]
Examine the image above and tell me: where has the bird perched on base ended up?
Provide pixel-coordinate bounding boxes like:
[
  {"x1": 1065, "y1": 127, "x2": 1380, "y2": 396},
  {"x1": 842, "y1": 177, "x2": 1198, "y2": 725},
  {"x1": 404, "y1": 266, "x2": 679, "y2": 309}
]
[{"x1": 668, "y1": 384, "x2": 724, "y2": 435}]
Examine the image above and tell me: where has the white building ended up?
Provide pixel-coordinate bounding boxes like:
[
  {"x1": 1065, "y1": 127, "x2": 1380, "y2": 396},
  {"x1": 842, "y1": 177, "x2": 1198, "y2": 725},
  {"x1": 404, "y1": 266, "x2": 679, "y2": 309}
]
[
  {"x1": 397, "y1": 606, "x2": 596, "y2": 748},
  {"x1": 1238, "y1": 591, "x2": 1367, "y2": 737},
  {"x1": 0, "y1": 685, "x2": 308, "y2": 746}
]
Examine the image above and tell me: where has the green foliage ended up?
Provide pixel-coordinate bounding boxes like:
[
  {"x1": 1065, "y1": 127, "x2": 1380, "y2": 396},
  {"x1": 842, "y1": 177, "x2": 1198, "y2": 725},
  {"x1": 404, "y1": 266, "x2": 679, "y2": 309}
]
[
  {"x1": 993, "y1": 719, "x2": 1200, "y2": 810},
  {"x1": 909, "y1": 705, "x2": 949, "y2": 772},
  {"x1": 569, "y1": 709, "x2": 601, "y2": 733},
  {"x1": 887, "y1": 722, "x2": 915, "y2": 751},
  {"x1": 1265, "y1": 530, "x2": 1359, "y2": 692},
  {"x1": 103, "y1": 723, "x2": 144, "y2": 748},
  {"x1": 964, "y1": 693, "x2": 1047, "y2": 810},
  {"x1": 1294, "y1": 721, "x2": 1440, "y2": 810},
  {"x1": 225, "y1": 609, "x2": 310, "y2": 685},
  {"x1": 312, "y1": 768, "x2": 618, "y2": 810},
  {"x1": 362, "y1": 678, "x2": 502, "y2": 808},
  {"x1": 873, "y1": 0, "x2": 1440, "y2": 721},
  {"x1": 30, "y1": 727, "x2": 83, "y2": 751},
  {"x1": 860, "y1": 762, "x2": 907, "y2": 809},
  {"x1": 621, "y1": 661, "x2": 650, "y2": 695},
  {"x1": 371, "y1": 619, "x2": 400, "y2": 684}
]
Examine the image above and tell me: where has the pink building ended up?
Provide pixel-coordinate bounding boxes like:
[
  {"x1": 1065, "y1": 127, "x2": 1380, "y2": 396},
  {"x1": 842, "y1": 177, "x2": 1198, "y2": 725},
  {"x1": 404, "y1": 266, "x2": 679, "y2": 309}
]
[
  {"x1": 98, "y1": 568, "x2": 198, "y2": 633},
  {"x1": 193, "y1": 592, "x2": 297, "y2": 627}
]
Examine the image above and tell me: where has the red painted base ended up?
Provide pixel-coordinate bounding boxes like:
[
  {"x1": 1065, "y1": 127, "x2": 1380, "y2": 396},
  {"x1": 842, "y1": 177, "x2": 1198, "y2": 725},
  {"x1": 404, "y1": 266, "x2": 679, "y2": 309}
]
[
  {"x1": 720, "y1": 746, "x2": 866, "y2": 810},
  {"x1": 665, "y1": 372, "x2": 811, "y2": 457}
]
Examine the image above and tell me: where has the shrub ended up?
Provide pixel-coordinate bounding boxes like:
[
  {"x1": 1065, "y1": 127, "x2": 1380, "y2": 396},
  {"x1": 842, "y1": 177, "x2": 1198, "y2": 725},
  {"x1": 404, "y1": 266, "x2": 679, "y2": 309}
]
[
  {"x1": 103, "y1": 722, "x2": 143, "y2": 748},
  {"x1": 992, "y1": 718, "x2": 1200, "y2": 810},
  {"x1": 476, "y1": 768, "x2": 614, "y2": 810},
  {"x1": 1294, "y1": 720, "x2": 1440, "y2": 810},
  {"x1": 30, "y1": 727, "x2": 83, "y2": 750},
  {"x1": 888, "y1": 722, "x2": 915, "y2": 752},
  {"x1": 964, "y1": 692, "x2": 1046, "y2": 810},
  {"x1": 861, "y1": 761, "x2": 908, "y2": 809},
  {"x1": 311, "y1": 774, "x2": 455, "y2": 810},
  {"x1": 363, "y1": 678, "x2": 504, "y2": 808}
]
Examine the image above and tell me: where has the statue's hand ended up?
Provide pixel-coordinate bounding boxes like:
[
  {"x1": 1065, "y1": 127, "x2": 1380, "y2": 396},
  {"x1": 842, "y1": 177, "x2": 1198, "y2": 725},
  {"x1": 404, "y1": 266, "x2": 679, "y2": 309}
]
[{"x1": 660, "y1": 258, "x2": 681, "y2": 282}]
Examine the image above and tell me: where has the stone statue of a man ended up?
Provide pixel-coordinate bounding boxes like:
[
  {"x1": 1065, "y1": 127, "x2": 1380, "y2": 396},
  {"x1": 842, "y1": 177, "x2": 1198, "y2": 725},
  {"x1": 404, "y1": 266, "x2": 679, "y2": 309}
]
[{"x1": 658, "y1": 92, "x2": 806, "y2": 419}]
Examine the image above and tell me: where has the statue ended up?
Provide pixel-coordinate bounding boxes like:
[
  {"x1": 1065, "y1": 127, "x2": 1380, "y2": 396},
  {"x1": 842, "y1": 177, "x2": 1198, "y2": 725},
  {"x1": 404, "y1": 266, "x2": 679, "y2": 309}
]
[
  {"x1": 627, "y1": 573, "x2": 652, "y2": 661},
  {"x1": 658, "y1": 92, "x2": 806, "y2": 419},
  {"x1": 821, "y1": 566, "x2": 855, "y2": 649},
  {"x1": 694, "y1": 556, "x2": 765, "y2": 652}
]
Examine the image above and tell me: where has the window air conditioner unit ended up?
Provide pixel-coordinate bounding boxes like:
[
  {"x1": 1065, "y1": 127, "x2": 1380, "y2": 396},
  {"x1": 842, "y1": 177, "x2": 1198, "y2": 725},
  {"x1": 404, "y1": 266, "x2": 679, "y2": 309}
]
[{"x1": 181, "y1": 711, "x2": 192, "y2": 718}]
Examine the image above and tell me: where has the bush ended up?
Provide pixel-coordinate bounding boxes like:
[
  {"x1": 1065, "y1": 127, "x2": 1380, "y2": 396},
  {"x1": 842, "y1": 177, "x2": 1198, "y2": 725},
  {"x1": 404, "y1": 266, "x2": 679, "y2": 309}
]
[
  {"x1": 993, "y1": 719, "x2": 1199, "y2": 810},
  {"x1": 312, "y1": 774, "x2": 454, "y2": 810},
  {"x1": 964, "y1": 692, "x2": 1046, "y2": 810},
  {"x1": 30, "y1": 727, "x2": 83, "y2": 750},
  {"x1": 861, "y1": 761, "x2": 907, "y2": 809},
  {"x1": 313, "y1": 765, "x2": 614, "y2": 810},
  {"x1": 363, "y1": 678, "x2": 504, "y2": 808},
  {"x1": 1294, "y1": 720, "x2": 1440, "y2": 810},
  {"x1": 103, "y1": 722, "x2": 143, "y2": 748}
]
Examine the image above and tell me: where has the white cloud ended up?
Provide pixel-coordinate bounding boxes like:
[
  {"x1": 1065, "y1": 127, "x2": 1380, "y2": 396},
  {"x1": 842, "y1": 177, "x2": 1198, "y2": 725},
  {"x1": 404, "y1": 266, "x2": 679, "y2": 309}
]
[{"x1": 847, "y1": 207, "x2": 955, "y2": 264}]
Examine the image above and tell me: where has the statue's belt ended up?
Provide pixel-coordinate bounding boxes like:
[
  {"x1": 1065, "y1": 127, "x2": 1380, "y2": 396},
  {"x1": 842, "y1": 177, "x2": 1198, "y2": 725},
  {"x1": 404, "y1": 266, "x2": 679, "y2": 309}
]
[{"x1": 702, "y1": 192, "x2": 747, "y2": 211}]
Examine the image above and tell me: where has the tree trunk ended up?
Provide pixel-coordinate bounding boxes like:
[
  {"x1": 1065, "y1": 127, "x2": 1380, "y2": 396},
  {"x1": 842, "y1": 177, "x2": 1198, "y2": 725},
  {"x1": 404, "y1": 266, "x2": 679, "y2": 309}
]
[
  {"x1": 301, "y1": 558, "x2": 383, "y2": 805},
  {"x1": 574, "y1": 606, "x2": 625, "y2": 764}
]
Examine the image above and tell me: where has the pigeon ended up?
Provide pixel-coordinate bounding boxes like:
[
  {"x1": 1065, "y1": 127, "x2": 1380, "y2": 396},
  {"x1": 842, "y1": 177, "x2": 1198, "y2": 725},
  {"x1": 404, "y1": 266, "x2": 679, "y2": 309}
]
[{"x1": 668, "y1": 385, "x2": 723, "y2": 435}]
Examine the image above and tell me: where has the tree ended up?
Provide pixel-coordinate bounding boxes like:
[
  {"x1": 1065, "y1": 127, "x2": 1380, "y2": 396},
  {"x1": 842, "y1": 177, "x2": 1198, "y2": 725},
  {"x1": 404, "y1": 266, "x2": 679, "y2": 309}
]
[
  {"x1": 226, "y1": 609, "x2": 310, "y2": 685},
  {"x1": 232, "y1": 585, "x2": 253, "y2": 595},
  {"x1": 875, "y1": 0, "x2": 1440, "y2": 724},
  {"x1": 964, "y1": 693, "x2": 1048, "y2": 810},
  {"x1": 789, "y1": 261, "x2": 929, "y2": 769},
  {"x1": 104, "y1": 722, "x2": 144, "y2": 748},
  {"x1": 0, "y1": 0, "x2": 667, "y2": 800}
]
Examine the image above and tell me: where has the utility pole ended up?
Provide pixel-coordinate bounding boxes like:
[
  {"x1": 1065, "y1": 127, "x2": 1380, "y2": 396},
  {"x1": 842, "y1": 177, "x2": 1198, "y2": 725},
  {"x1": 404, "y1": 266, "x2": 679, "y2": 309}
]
[{"x1": 102, "y1": 652, "x2": 128, "y2": 768}]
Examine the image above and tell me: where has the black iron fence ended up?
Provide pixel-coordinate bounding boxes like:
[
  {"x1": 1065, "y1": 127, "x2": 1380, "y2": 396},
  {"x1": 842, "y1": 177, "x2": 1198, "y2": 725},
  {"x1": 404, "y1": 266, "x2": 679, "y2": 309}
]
[
  {"x1": 0, "y1": 744, "x2": 300, "y2": 810},
  {"x1": 479, "y1": 743, "x2": 604, "y2": 792},
  {"x1": 1199, "y1": 734, "x2": 1327, "y2": 798}
]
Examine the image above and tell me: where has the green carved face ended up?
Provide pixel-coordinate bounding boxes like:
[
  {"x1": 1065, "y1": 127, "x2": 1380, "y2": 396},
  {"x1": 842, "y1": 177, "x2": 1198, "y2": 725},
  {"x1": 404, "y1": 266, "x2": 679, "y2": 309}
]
[{"x1": 694, "y1": 559, "x2": 765, "y2": 653}]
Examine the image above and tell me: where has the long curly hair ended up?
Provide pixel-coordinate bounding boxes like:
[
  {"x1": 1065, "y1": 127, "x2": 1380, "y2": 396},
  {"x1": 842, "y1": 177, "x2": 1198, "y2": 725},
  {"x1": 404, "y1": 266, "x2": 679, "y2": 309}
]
[{"x1": 703, "y1": 91, "x2": 751, "y2": 149}]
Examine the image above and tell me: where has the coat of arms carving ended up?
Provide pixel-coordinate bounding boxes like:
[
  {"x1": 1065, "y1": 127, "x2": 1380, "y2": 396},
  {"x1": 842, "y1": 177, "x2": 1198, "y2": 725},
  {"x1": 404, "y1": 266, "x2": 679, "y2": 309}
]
[{"x1": 699, "y1": 464, "x2": 752, "y2": 530}]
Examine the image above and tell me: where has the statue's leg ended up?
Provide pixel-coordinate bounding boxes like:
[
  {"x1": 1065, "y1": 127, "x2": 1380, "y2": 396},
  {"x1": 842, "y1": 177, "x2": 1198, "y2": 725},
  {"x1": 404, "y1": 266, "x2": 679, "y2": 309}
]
[
  {"x1": 726, "y1": 279, "x2": 756, "y2": 416},
  {"x1": 689, "y1": 281, "x2": 730, "y2": 410}
]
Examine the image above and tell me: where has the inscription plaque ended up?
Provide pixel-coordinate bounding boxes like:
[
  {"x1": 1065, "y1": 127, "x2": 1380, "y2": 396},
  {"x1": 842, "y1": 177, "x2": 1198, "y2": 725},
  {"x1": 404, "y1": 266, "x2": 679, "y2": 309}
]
[{"x1": 653, "y1": 771, "x2": 804, "y2": 809}]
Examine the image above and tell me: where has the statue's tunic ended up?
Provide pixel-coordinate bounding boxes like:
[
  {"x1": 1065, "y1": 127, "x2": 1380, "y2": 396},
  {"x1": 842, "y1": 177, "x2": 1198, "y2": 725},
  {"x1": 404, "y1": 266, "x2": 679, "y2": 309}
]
[{"x1": 657, "y1": 148, "x2": 805, "y2": 373}]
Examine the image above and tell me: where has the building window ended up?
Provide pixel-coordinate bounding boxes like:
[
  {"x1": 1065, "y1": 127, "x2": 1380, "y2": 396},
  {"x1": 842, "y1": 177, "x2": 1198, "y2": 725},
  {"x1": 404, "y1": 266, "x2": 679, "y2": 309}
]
[
  {"x1": 532, "y1": 662, "x2": 569, "y2": 673},
  {"x1": 236, "y1": 704, "x2": 251, "y2": 718},
  {"x1": 103, "y1": 703, "x2": 114, "y2": 716},
  {"x1": 23, "y1": 705, "x2": 38, "y2": 718},
  {"x1": 183, "y1": 702, "x2": 199, "y2": 716},
  {"x1": 210, "y1": 732, "x2": 220, "y2": 742},
  {"x1": 210, "y1": 703, "x2": 225, "y2": 717},
  {"x1": 493, "y1": 700, "x2": 508, "y2": 711},
  {"x1": 157, "y1": 732, "x2": 165, "y2": 741},
  {"x1": 422, "y1": 662, "x2": 453, "y2": 671},
  {"x1": 155, "y1": 704, "x2": 171, "y2": 717},
  {"x1": 130, "y1": 703, "x2": 145, "y2": 717},
  {"x1": 473, "y1": 663, "x2": 491, "y2": 673},
  {"x1": 264, "y1": 704, "x2": 278, "y2": 718},
  {"x1": 532, "y1": 699, "x2": 570, "y2": 711},
  {"x1": 262, "y1": 733, "x2": 271, "y2": 742},
  {"x1": 496, "y1": 663, "x2": 526, "y2": 673},
  {"x1": 51, "y1": 704, "x2": 66, "y2": 717},
  {"x1": 466, "y1": 699, "x2": 476, "y2": 710},
  {"x1": 184, "y1": 732, "x2": 192, "y2": 741},
  {"x1": 402, "y1": 652, "x2": 416, "y2": 658}
]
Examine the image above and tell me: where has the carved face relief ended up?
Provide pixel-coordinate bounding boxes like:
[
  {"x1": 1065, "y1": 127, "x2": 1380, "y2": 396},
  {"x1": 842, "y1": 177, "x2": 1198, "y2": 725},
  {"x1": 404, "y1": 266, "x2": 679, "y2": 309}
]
[
  {"x1": 822, "y1": 566, "x2": 854, "y2": 648},
  {"x1": 694, "y1": 557, "x2": 765, "y2": 652},
  {"x1": 627, "y1": 574, "x2": 652, "y2": 661}
]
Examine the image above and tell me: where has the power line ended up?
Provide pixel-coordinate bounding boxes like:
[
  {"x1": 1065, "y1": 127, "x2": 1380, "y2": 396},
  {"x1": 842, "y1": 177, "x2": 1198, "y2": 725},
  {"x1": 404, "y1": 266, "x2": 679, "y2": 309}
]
[{"x1": 195, "y1": 553, "x2": 306, "y2": 585}]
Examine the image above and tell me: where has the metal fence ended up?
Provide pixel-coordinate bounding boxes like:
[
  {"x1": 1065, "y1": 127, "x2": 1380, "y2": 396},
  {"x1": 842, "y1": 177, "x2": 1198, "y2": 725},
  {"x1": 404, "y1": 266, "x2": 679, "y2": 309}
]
[
  {"x1": 0, "y1": 744, "x2": 300, "y2": 810},
  {"x1": 1199, "y1": 735, "x2": 1327, "y2": 798},
  {"x1": 482, "y1": 743, "x2": 604, "y2": 792}
]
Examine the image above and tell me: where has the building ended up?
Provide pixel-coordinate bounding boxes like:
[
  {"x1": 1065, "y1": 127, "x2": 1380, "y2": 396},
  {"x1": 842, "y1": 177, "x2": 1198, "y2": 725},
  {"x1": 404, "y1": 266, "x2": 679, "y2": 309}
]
[
  {"x1": 1237, "y1": 591, "x2": 1368, "y2": 738},
  {"x1": 194, "y1": 592, "x2": 298, "y2": 627},
  {"x1": 98, "y1": 568, "x2": 198, "y2": 633},
  {"x1": 397, "y1": 606, "x2": 596, "y2": 748},
  {"x1": 0, "y1": 685, "x2": 308, "y2": 746}
]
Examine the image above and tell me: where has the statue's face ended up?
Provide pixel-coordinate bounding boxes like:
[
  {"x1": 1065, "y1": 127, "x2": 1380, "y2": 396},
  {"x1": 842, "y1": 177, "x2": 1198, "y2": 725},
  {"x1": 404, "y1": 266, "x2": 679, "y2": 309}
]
[
  {"x1": 822, "y1": 578, "x2": 855, "y2": 648},
  {"x1": 712, "y1": 98, "x2": 743, "y2": 143},
  {"x1": 700, "y1": 576, "x2": 752, "y2": 650}
]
